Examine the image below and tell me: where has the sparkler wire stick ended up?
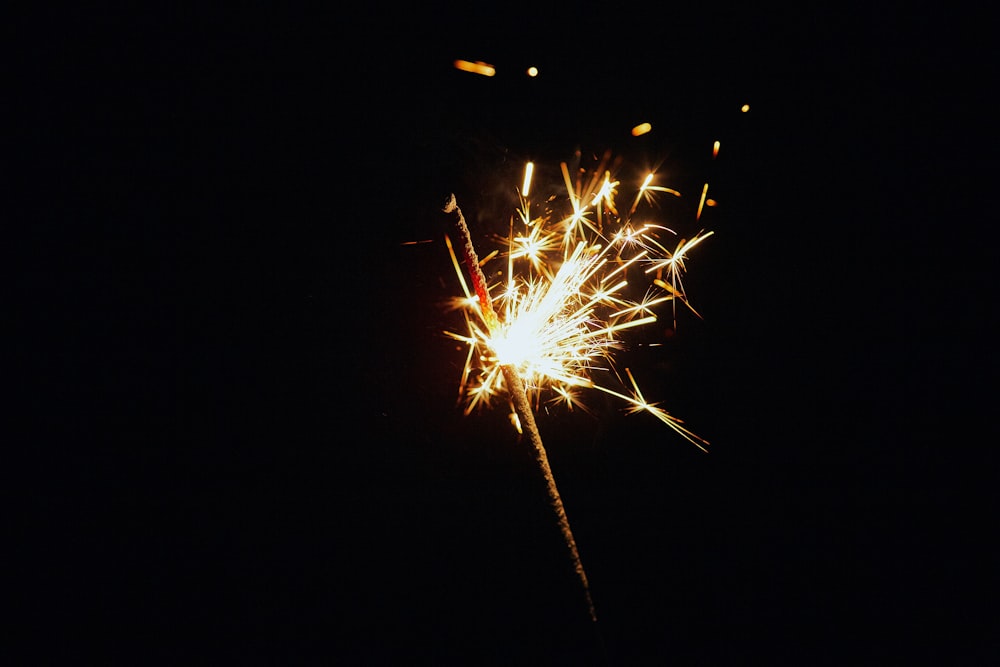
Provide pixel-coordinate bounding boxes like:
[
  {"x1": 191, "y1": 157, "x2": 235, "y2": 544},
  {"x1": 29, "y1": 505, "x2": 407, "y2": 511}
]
[{"x1": 443, "y1": 194, "x2": 599, "y2": 623}]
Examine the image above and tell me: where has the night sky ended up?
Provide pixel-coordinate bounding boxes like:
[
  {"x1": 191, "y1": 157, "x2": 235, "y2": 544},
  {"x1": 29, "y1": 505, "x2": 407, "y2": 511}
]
[{"x1": 12, "y1": 5, "x2": 996, "y2": 665}]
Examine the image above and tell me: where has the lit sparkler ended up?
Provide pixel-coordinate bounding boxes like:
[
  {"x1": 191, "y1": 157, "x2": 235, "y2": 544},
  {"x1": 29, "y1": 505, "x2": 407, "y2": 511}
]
[{"x1": 441, "y1": 151, "x2": 714, "y2": 623}]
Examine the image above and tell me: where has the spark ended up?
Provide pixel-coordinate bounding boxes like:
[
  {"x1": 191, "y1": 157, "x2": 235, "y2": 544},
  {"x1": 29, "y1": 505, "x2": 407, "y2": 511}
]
[
  {"x1": 631, "y1": 122, "x2": 652, "y2": 136},
  {"x1": 453, "y1": 59, "x2": 496, "y2": 76},
  {"x1": 521, "y1": 161, "x2": 534, "y2": 197},
  {"x1": 628, "y1": 171, "x2": 681, "y2": 217},
  {"x1": 696, "y1": 182, "x2": 710, "y2": 221},
  {"x1": 443, "y1": 155, "x2": 712, "y2": 450}
]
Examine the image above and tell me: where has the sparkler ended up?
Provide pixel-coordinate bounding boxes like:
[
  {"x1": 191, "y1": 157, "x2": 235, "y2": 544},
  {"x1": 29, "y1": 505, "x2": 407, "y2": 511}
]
[{"x1": 442, "y1": 150, "x2": 713, "y2": 623}]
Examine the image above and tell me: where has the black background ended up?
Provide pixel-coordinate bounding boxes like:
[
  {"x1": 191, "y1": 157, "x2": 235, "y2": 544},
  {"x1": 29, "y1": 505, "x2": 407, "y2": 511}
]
[{"x1": 11, "y1": 4, "x2": 996, "y2": 665}]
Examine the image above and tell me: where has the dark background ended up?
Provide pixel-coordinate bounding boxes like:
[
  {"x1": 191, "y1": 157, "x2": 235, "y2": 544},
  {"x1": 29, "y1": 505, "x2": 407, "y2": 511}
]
[{"x1": 11, "y1": 4, "x2": 995, "y2": 665}]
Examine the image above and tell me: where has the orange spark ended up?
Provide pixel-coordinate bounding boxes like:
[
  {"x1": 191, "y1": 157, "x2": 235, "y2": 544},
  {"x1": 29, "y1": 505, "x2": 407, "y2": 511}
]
[
  {"x1": 453, "y1": 59, "x2": 496, "y2": 76},
  {"x1": 631, "y1": 122, "x2": 652, "y2": 136}
]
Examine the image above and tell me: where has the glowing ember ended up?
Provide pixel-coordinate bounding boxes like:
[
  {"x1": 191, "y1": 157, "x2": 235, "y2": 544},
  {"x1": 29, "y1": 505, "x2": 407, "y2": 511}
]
[{"x1": 453, "y1": 59, "x2": 496, "y2": 76}]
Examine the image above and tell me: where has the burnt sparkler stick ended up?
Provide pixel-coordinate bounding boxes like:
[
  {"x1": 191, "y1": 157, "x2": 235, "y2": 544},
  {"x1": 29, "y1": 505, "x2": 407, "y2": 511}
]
[
  {"x1": 443, "y1": 194, "x2": 598, "y2": 622},
  {"x1": 443, "y1": 194, "x2": 499, "y2": 332},
  {"x1": 501, "y1": 364, "x2": 597, "y2": 622}
]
